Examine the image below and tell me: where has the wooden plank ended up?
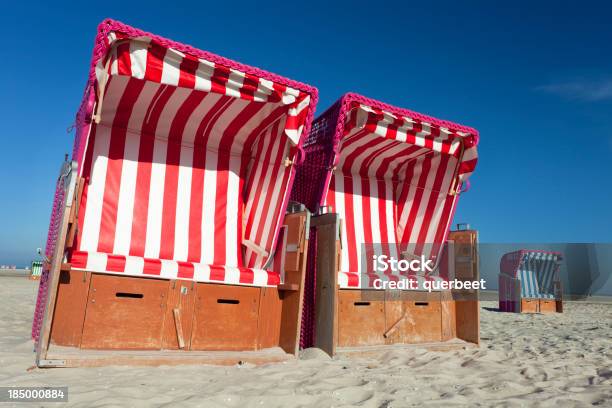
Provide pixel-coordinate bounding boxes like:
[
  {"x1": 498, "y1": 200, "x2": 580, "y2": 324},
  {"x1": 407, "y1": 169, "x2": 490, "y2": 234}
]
[
  {"x1": 80, "y1": 274, "x2": 169, "y2": 349},
  {"x1": 49, "y1": 270, "x2": 91, "y2": 347},
  {"x1": 191, "y1": 284, "x2": 260, "y2": 351},
  {"x1": 45, "y1": 345, "x2": 293, "y2": 367},
  {"x1": 441, "y1": 291, "x2": 457, "y2": 341},
  {"x1": 162, "y1": 281, "x2": 196, "y2": 350},
  {"x1": 539, "y1": 299, "x2": 557, "y2": 314},
  {"x1": 257, "y1": 287, "x2": 282, "y2": 349},
  {"x1": 521, "y1": 298, "x2": 538, "y2": 314},
  {"x1": 283, "y1": 214, "x2": 305, "y2": 272},
  {"x1": 36, "y1": 161, "x2": 78, "y2": 366},
  {"x1": 402, "y1": 295, "x2": 443, "y2": 344},
  {"x1": 383, "y1": 312, "x2": 406, "y2": 339},
  {"x1": 313, "y1": 213, "x2": 340, "y2": 356},
  {"x1": 173, "y1": 309, "x2": 185, "y2": 349},
  {"x1": 338, "y1": 290, "x2": 386, "y2": 347},
  {"x1": 337, "y1": 339, "x2": 477, "y2": 357},
  {"x1": 555, "y1": 281, "x2": 564, "y2": 313},
  {"x1": 384, "y1": 292, "x2": 404, "y2": 345},
  {"x1": 455, "y1": 300, "x2": 480, "y2": 345},
  {"x1": 65, "y1": 177, "x2": 84, "y2": 249},
  {"x1": 278, "y1": 211, "x2": 309, "y2": 356}
]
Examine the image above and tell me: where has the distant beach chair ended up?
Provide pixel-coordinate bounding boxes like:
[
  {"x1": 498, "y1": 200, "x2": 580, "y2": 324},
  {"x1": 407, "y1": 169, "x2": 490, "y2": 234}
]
[
  {"x1": 30, "y1": 261, "x2": 43, "y2": 280},
  {"x1": 499, "y1": 250, "x2": 564, "y2": 313},
  {"x1": 31, "y1": 19, "x2": 317, "y2": 367},
  {"x1": 291, "y1": 93, "x2": 481, "y2": 356}
]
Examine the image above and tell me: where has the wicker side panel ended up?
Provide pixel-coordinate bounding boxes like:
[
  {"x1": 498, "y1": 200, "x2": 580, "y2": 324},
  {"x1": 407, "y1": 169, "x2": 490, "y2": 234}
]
[
  {"x1": 32, "y1": 163, "x2": 68, "y2": 341},
  {"x1": 291, "y1": 102, "x2": 340, "y2": 213}
]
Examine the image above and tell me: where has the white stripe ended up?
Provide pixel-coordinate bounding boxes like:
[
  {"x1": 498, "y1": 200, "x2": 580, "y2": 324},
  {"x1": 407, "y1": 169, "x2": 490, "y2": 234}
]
[
  {"x1": 86, "y1": 252, "x2": 107, "y2": 271},
  {"x1": 200, "y1": 149, "x2": 217, "y2": 264},
  {"x1": 125, "y1": 256, "x2": 145, "y2": 274},
  {"x1": 225, "y1": 155, "x2": 241, "y2": 266},
  {"x1": 144, "y1": 137, "x2": 167, "y2": 258},
  {"x1": 351, "y1": 175, "x2": 365, "y2": 274},
  {"x1": 79, "y1": 126, "x2": 111, "y2": 252},
  {"x1": 160, "y1": 259, "x2": 178, "y2": 279},
  {"x1": 112, "y1": 131, "x2": 140, "y2": 255},
  {"x1": 174, "y1": 145, "x2": 193, "y2": 261},
  {"x1": 129, "y1": 40, "x2": 148, "y2": 79}
]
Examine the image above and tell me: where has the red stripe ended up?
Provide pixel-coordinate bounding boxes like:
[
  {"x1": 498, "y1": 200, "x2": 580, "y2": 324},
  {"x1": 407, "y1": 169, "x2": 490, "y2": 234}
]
[
  {"x1": 239, "y1": 267, "x2": 255, "y2": 284},
  {"x1": 106, "y1": 254, "x2": 126, "y2": 272},
  {"x1": 129, "y1": 85, "x2": 175, "y2": 257},
  {"x1": 209, "y1": 265, "x2": 225, "y2": 282},
  {"x1": 240, "y1": 73, "x2": 259, "y2": 100},
  {"x1": 159, "y1": 91, "x2": 206, "y2": 260},
  {"x1": 414, "y1": 155, "x2": 451, "y2": 256},
  {"x1": 75, "y1": 123, "x2": 98, "y2": 251},
  {"x1": 177, "y1": 261, "x2": 194, "y2": 279},
  {"x1": 342, "y1": 174, "x2": 358, "y2": 272},
  {"x1": 70, "y1": 251, "x2": 88, "y2": 268},
  {"x1": 97, "y1": 78, "x2": 145, "y2": 254},
  {"x1": 144, "y1": 42, "x2": 166, "y2": 83},
  {"x1": 178, "y1": 55, "x2": 199, "y2": 88},
  {"x1": 186, "y1": 142, "x2": 206, "y2": 263},
  {"x1": 248, "y1": 126, "x2": 285, "y2": 264},
  {"x1": 401, "y1": 155, "x2": 433, "y2": 247},
  {"x1": 143, "y1": 258, "x2": 162, "y2": 275},
  {"x1": 116, "y1": 42, "x2": 132, "y2": 75},
  {"x1": 210, "y1": 65, "x2": 230, "y2": 95},
  {"x1": 213, "y1": 102, "x2": 265, "y2": 265}
]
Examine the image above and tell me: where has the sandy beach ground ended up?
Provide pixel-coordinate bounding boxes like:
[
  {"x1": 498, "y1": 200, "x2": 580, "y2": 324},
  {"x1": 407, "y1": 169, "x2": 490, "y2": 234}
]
[{"x1": 1, "y1": 277, "x2": 610, "y2": 407}]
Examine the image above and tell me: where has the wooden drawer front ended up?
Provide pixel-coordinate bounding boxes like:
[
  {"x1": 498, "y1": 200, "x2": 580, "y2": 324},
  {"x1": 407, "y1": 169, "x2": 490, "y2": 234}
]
[
  {"x1": 539, "y1": 299, "x2": 557, "y2": 314},
  {"x1": 338, "y1": 290, "x2": 385, "y2": 347},
  {"x1": 402, "y1": 300, "x2": 442, "y2": 343},
  {"x1": 190, "y1": 284, "x2": 260, "y2": 351},
  {"x1": 521, "y1": 298, "x2": 539, "y2": 313},
  {"x1": 50, "y1": 270, "x2": 90, "y2": 347},
  {"x1": 81, "y1": 274, "x2": 169, "y2": 349}
]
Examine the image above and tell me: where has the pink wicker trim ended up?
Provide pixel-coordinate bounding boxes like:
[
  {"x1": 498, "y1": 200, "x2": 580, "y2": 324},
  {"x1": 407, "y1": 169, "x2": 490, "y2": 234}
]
[{"x1": 338, "y1": 92, "x2": 479, "y2": 142}]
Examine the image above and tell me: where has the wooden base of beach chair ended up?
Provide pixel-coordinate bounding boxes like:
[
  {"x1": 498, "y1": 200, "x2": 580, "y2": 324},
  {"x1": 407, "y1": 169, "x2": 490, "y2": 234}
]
[
  {"x1": 40, "y1": 209, "x2": 310, "y2": 367},
  {"x1": 337, "y1": 338, "x2": 478, "y2": 357},
  {"x1": 40, "y1": 344, "x2": 293, "y2": 367},
  {"x1": 310, "y1": 214, "x2": 480, "y2": 357},
  {"x1": 520, "y1": 298, "x2": 539, "y2": 313},
  {"x1": 519, "y1": 298, "x2": 562, "y2": 314}
]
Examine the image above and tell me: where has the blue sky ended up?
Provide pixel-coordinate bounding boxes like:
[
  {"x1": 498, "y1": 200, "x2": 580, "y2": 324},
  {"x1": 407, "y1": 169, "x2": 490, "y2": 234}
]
[{"x1": 1, "y1": 1, "x2": 611, "y2": 265}]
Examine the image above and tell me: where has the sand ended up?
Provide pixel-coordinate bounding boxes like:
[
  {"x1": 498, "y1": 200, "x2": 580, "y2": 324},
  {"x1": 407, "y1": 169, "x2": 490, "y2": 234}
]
[{"x1": 1, "y1": 277, "x2": 610, "y2": 407}]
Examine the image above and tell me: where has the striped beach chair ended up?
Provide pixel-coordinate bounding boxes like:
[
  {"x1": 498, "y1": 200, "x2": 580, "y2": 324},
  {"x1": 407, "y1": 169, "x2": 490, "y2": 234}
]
[
  {"x1": 30, "y1": 261, "x2": 43, "y2": 280},
  {"x1": 292, "y1": 93, "x2": 480, "y2": 354},
  {"x1": 499, "y1": 250, "x2": 563, "y2": 313},
  {"x1": 32, "y1": 19, "x2": 317, "y2": 367}
]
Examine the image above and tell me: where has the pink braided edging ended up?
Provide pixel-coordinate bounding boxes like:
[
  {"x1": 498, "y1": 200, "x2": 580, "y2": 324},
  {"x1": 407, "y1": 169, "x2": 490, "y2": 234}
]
[
  {"x1": 299, "y1": 227, "x2": 317, "y2": 348},
  {"x1": 31, "y1": 169, "x2": 66, "y2": 341}
]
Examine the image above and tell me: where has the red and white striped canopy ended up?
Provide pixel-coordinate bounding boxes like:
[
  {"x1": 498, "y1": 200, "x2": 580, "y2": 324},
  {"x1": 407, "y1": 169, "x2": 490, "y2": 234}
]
[
  {"x1": 68, "y1": 20, "x2": 317, "y2": 287},
  {"x1": 315, "y1": 95, "x2": 478, "y2": 288}
]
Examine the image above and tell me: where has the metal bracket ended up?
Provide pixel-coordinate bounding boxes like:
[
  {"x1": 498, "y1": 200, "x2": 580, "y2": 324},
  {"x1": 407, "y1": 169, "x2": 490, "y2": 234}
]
[{"x1": 37, "y1": 359, "x2": 67, "y2": 368}]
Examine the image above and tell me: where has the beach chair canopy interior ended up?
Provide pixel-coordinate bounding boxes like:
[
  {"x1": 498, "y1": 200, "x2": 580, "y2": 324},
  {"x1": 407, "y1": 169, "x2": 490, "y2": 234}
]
[
  {"x1": 293, "y1": 94, "x2": 478, "y2": 288},
  {"x1": 500, "y1": 250, "x2": 563, "y2": 299},
  {"x1": 69, "y1": 20, "x2": 317, "y2": 287}
]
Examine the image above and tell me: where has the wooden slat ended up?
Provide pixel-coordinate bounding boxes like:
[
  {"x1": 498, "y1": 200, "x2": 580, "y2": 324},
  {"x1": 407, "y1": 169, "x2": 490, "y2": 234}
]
[
  {"x1": 278, "y1": 211, "x2": 309, "y2": 356},
  {"x1": 313, "y1": 213, "x2": 339, "y2": 356},
  {"x1": 49, "y1": 270, "x2": 91, "y2": 347},
  {"x1": 173, "y1": 309, "x2": 185, "y2": 349},
  {"x1": 36, "y1": 161, "x2": 78, "y2": 366},
  {"x1": 44, "y1": 345, "x2": 293, "y2": 367}
]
